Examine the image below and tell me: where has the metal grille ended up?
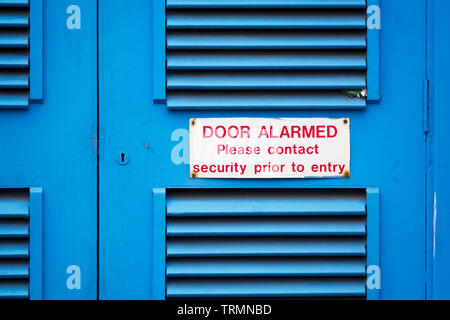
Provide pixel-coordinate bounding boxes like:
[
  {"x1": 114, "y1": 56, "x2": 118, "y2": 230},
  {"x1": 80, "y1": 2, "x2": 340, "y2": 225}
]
[
  {"x1": 0, "y1": 0, "x2": 30, "y2": 108},
  {"x1": 165, "y1": 0, "x2": 367, "y2": 110},
  {"x1": 0, "y1": 189, "x2": 30, "y2": 299},
  {"x1": 166, "y1": 189, "x2": 368, "y2": 299}
]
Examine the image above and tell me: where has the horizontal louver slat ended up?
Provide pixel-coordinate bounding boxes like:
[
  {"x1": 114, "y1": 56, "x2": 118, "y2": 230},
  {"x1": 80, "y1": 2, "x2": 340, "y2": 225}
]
[
  {"x1": 0, "y1": 260, "x2": 29, "y2": 279},
  {"x1": 0, "y1": 0, "x2": 29, "y2": 6},
  {"x1": 0, "y1": 240, "x2": 29, "y2": 258},
  {"x1": 0, "y1": 53, "x2": 29, "y2": 68},
  {"x1": 167, "y1": 0, "x2": 366, "y2": 9},
  {"x1": 166, "y1": 278, "x2": 366, "y2": 298},
  {"x1": 167, "y1": 11, "x2": 366, "y2": 29},
  {"x1": 167, "y1": 71, "x2": 365, "y2": 90},
  {"x1": 167, "y1": 237, "x2": 366, "y2": 257},
  {"x1": 0, "y1": 220, "x2": 28, "y2": 238},
  {"x1": 0, "y1": 73, "x2": 29, "y2": 88},
  {"x1": 0, "y1": 33, "x2": 29, "y2": 48},
  {"x1": 167, "y1": 216, "x2": 366, "y2": 236},
  {"x1": 0, "y1": 200, "x2": 29, "y2": 218},
  {"x1": 167, "y1": 257, "x2": 366, "y2": 277},
  {"x1": 167, "y1": 31, "x2": 366, "y2": 50},
  {"x1": 167, "y1": 51, "x2": 366, "y2": 70},
  {"x1": 0, "y1": 92, "x2": 29, "y2": 108},
  {"x1": 167, "y1": 91, "x2": 366, "y2": 109},
  {"x1": 167, "y1": 197, "x2": 366, "y2": 216},
  {"x1": 0, "y1": 281, "x2": 28, "y2": 299},
  {"x1": 0, "y1": 1, "x2": 30, "y2": 108},
  {"x1": 0, "y1": 13, "x2": 29, "y2": 28}
]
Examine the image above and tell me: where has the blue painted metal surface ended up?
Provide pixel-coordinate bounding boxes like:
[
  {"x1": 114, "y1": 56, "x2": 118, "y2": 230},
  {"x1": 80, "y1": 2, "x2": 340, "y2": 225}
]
[
  {"x1": 100, "y1": 0, "x2": 427, "y2": 300},
  {"x1": 426, "y1": 0, "x2": 450, "y2": 300},
  {"x1": 0, "y1": 0, "x2": 97, "y2": 299},
  {"x1": 2, "y1": 0, "x2": 449, "y2": 300}
]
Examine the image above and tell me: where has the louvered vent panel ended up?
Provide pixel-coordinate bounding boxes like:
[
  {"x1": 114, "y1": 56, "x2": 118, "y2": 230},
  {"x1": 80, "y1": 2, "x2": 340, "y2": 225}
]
[
  {"x1": 166, "y1": 0, "x2": 367, "y2": 110},
  {"x1": 166, "y1": 189, "x2": 368, "y2": 299},
  {"x1": 0, "y1": 189, "x2": 29, "y2": 299},
  {"x1": 0, "y1": 0, "x2": 30, "y2": 108}
]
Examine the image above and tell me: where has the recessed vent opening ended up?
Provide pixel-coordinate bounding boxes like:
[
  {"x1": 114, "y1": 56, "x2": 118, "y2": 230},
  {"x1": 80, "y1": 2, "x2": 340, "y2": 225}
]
[
  {"x1": 0, "y1": 189, "x2": 30, "y2": 300},
  {"x1": 0, "y1": 1, "x2": 30, "y2": 108},
  {"x1": 165, "y1": 1, "x2": 368, "y2": 110},
  {"x1": 165, "y1": 189, "x2": 368, "y2": 299}
]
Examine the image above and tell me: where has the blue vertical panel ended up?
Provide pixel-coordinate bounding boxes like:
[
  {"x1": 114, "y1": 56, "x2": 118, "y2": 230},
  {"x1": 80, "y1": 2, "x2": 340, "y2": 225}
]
[
  {"x1": 366, "y1": 188, "x2": 380, "y2": 300},
  {"x1": 99, "y1": 0, "x2": 154, "y2": 299},
  {"x1": 428, "y1": 0, "x2": 450, "y2": 300},
  {"x1": 29, "y1": 187, "x2": 43, "y2": 300},
  {"x1": 153, "y1": 0, "x2": 166, "y2": 103},
  {"x1": 0, "y1": 0, "x2": 97, "y2": 299},
  {"x1": 152, "y1": 189, "x2": 166, "y2": 300},
  {"x1": 29, "y1": 0, "x2": 43, "y2": 103},
  {"x1": 372, "y1": 0, "x2": 425, "y2": 299},
  {"x1": 366, "y1": 0, "x2": 380, "y2": 102}
]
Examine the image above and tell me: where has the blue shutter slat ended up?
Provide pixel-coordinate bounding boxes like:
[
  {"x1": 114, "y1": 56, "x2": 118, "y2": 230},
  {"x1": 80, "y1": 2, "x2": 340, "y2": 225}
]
[
  {"x1": 0, "y1": 281, "x2": 28, "y2": 299},
  {"x1": 167, "y1": 31, "x2": 366, "y2": 49},
  {"x1": 167, "y1": 257, "x2": 366, "y2": 277},
  {"x1": 0, "y1": 1, "x2": 31, "y2": 109},
  {"x1": 166, "y1": 189, "x2": 368, "y2": 299},
  {"x1": 167, "y1": 11, "x2": 366, "y2": 29},
  {"x1": 0, "y1": 200, "x2": 29, "y2": 218},
  {"x1": 0, "y1": 34, "x2": 29, "y2": 48},
  {"x1": 168, "y1": 71, "x2": 365, "y2": 90},
  {"x1": 167, "y1": 216, "x2": 366, "y2": 236},
  {"x1": 0, "y1": 53, "x2": 29, "y2": 68},
  {"x1": 167, "y1": 51, "x2": 366, "y2": 70},
  {"x1": 0, "y1": 93, "x2": 29, "y2": 108},
  {"x1": 167, "y1": 198, "x2": 366, "y2": 217},
  {"x1": 166, "y1": 278, "x2": 366, "y2": 298},
  {"x1": 0, "y1": 221, "x2": 29, "y2": 238},
  {"x1": 0, "y1": 0, "x2": 29, "y2": 6},
  {"x1": 0, "y1": 240, "x2": 29, "y2": 258},
  {"x1": 0, "y1": 13, "x2": 29, "y2": 28},
  {"x1": 167, "y1": 0, "x2": 366, "y2": 9},
  {"x1": 0, "y1": 261, "x2": 29, "y2": 279},
  {"x1": 167, "y1": 91, "x2": 367, "y2": 110},
  {"x1": 0, "y1": 73, "x2": 29, "y2": 88},
  {"x1": 167, "y1": 237, "x2": 366, "y2": 257}
]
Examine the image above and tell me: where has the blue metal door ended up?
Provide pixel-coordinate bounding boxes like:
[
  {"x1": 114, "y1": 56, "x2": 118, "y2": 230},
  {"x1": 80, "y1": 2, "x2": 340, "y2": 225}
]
[
  {"x1": 0, "y1": 0, "x2": 97, "y2": 299},
  {"x1": 99, "y1": 0, "x2": 427, "y2": 300}
]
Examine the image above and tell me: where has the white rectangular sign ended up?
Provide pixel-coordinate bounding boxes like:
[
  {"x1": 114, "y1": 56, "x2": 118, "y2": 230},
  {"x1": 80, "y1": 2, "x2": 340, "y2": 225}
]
[{"x1": 190, "y1": 118, "x2": 350, "y2": 179}]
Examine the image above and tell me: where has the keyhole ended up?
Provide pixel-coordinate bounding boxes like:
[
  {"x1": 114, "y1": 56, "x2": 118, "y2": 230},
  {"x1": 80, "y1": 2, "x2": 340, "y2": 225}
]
[{"x1": 117, "y1": 152, "x2": 129, "y2": 166}]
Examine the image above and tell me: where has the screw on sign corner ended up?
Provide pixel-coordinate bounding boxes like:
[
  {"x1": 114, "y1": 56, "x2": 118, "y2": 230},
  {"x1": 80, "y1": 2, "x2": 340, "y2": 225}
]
[
  {"x1": 343, "y1": 170, "x2": 351, "y2": 178},
  {"x1": 190, "y1": 119, "x2": 197, "y2": 127},
  {"x1": 343, "y1": 118, "x2": 350, "y2": 125},
  {"x1": 190, "y1": 172, "x2": 198, "y2": 179}
]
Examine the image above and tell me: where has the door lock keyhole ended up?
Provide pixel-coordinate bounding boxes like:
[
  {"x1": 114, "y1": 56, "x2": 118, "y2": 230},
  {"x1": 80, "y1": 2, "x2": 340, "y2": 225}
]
[{"x1": 116, "y1": 152, "x2": 129, "y2": 166}]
